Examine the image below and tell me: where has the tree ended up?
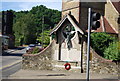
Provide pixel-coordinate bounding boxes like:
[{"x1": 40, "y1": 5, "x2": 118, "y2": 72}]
[
  {"x1": 91, "y1": 32, "x2": 116, "y2": 57},
  {"x1": 37, "y1": 30, "x2": 50, "y2": 47},
  {"x1": 30, "y1": 5, "x2": 61, "y2": 34},
  {"x1": 13, "y1": 13, "x2": 36, "y2": 45},
  {"x1": 12, "y1": 5, "x2": 61, "y2": 46}
]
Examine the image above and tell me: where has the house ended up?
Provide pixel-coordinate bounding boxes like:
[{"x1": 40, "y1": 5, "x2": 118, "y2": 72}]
[{"x1": 2, "y1": 11, "x2": 15, "y2": 49}]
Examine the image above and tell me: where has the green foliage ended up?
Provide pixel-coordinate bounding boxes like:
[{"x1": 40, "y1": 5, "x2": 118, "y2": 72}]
[
  {"x1": 91, "y1": 32, "x2": 116, "y2": 57},
  {"x1": 31, "y1": 47, "x2": 40, "y2": 54},
  {"x1": 37, "y1": 30, "x2": 50, "y2": 47},
  {"x1": 104, "y1": 42, "x2": 120, "y2": 60},
  {"x1": 13, "y1": 13, "x2": 36, "y2": 45},
  {"x1": 12, "y1": 5, "x2": 61, "y2": 46},
  {"x1": 29, "y1": 5, "x2": 61, "y2": 34}
]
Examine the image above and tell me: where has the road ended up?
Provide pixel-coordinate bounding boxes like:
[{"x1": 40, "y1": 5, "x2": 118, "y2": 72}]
[{"x1": 0, "y1": 47, "x2": 26, "y2": 79}]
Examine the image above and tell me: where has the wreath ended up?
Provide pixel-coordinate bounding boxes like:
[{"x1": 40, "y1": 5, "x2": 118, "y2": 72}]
[{"x1": 64, "y1": 63, "x2": 71, "y2": 70}]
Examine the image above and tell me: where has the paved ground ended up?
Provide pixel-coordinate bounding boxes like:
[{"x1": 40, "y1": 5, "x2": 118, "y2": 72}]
[
  {"x1": 1, "y1": 47, "x2": 26, "y2": 79},
  {"x1": 8, "y1": 69, "x2": 119, "y2": 80}
]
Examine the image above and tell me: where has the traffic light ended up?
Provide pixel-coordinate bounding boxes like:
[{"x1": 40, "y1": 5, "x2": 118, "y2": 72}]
[{"x1": 91, "y1": 12, "x2": 101, "y2": 30}]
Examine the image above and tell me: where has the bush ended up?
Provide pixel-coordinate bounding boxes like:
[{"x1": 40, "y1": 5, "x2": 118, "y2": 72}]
[
  {"x1": 104, "y1": 42, "x2": 120, "y2": 60},
  {"x1": 15, "y1": 40, "x2": 21, "y2": 47},
  {"x1": 31, "y1": 47, "x2": 40, "y2": 54},
  {"x1": 91, "y1": 32, "x2": 116, "y2": 57}
]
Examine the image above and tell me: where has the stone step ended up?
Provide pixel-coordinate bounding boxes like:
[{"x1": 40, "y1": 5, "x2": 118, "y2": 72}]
[
  {"x1": 54, "y1": 65, "x2": 81, "y2": 69},
  {"x1": 52, "y1": 65, "x2": 82, "y2": 73},
  {"x1": 53, "y1": 60, "x2": 81, "y2": 67}
]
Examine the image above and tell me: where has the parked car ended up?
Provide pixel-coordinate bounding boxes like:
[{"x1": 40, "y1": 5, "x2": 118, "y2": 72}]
[
  {"x1": 26, "y1": 44, "x2": 44, "y2": 54},
  {"x1": 26, "y1": 44, "x2": 36, "y2": 53},
  {"x1": 36, "y1": 44, "x2": 42, "y2": 48}
]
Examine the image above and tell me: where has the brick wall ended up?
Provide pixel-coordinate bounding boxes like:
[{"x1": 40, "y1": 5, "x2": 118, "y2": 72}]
[
  {"x1": 105, "y1": 1, "x2": 119, "y2": 33},
  {"x1": 62, "y1": 0, "x2": 80, "y2": 23}
]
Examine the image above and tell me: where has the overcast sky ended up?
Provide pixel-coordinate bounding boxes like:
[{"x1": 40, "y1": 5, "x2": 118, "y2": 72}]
[{"x1": 1, "y1": 1, "x2": 62, "y2": 11}]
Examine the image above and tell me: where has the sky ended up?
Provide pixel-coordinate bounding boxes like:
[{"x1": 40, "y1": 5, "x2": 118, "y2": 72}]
[
  {"x1": 1, "y1": 1, "x2": 62, "y2": 11},
  {"x1": 1, "y1": 0, "x2": 119, "y2": 11}
]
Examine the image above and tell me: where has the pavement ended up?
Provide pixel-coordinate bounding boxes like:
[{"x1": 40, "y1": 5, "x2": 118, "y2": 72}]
[{"x1": 8, "y1": 69, "x2": 119, "y2": 80}]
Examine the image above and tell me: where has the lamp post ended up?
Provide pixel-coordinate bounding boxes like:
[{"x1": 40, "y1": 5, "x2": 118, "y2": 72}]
[
  {"x1": 86, "y1": 8, "x2": 91, "y2": 81},
  {"x1": 42, "y1": 16, "x2": 44, "y2": 48}
]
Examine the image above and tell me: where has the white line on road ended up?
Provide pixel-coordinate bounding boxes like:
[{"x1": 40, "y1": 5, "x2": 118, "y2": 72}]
[{"x1": 0, "y1": 60, "x2": 22, "y2": 70}]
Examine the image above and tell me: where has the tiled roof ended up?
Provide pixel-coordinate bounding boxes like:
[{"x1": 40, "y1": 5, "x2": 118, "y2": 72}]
[
  {"x1": 112, "y1": 1, "x2": 120, "y2": 13},
  {"x1": 50, "y1": 14, "x2": 85, "y2": 35},
  {"x1": 103, "y1": 17, "x2": 117, "y2": 33}
]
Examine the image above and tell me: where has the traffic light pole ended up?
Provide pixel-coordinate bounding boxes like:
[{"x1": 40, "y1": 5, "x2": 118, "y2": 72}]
[{"x1": 86, "y1": 8, "x2": 91, "y2": 81}]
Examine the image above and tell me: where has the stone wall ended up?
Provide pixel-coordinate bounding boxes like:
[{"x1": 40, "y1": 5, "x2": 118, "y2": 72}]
[
  {"x1": 83, "y1": 47, "x2": 118, "y2": 74},
  {"x1": 22, "y1": 40, "x2": 56, "y2": 70},
  {"x1": 51, "y1": 45, "x2": 118, "y2": 74},
  {"x1": 22, "y1": 40, "x2": 118, "y2": 74}
]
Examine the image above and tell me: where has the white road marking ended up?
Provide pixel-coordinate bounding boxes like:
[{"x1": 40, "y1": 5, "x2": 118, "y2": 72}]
[{"x1": 0, "y1": 60, "x2": 22, "y2": 70}]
